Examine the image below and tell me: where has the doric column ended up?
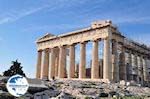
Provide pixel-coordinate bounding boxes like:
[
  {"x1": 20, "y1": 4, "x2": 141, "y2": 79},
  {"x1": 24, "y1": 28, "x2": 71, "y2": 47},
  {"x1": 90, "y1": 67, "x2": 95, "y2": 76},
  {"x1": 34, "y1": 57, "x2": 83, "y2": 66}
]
[
  {"x1": 42, "y1": 49, "x2": 49, "y2": 80},
  {"x1": 134, "y1": 54, "x2": 138, "y2": 75},
  {"x1": 75, "y1": 63, "x2": 79, "y2": 78},
  {"x1": 131, "y1": 53, "x2": 138, "y2": 82},
  {"x1": 134, "y1": 54, "x2": 139, "y2": 82},
  {"x1": 112, "y1": 40, "x2": 119, "y2": 82},
  {"x1": 91, "y1": 40, "x2": 99, "y2": 79},
  {"x1": 55, "y1": 48, "x2": 59, "y2": 77},
  {"x1": 99, "y1": 59, "x2": 103, "y2": 79},
  {"x1": 49, "y1": 48, "x2": 56, "y2": 79},
  {"x1": 127, "y1": 51, "x2": 133, "y2": 81},
  {"x1": 119, "y1": 44, "x2": 126, "y2": 81},
  {"x1": 69, "y1": 44, "x2": 75, "y2": 78},
  {"x1": 143, "y1": 57, "x2": 148, "y2": 81},
  {"x1": 128, "y1": 52, "x2": 132, "y2": 65},
  {"x1": 79, "y1": 42, "x2": 86, "y2": 79},
  {"x1": 58, "y1": 46, "x2": 66, "y2": 78},
  {"x1": 131, "y1": 53, "x2": 135, "y2": 76},
  {"x1": 36, "y1": 50, "x2": 42, "y2": 79},
  {"x1": 55, "y1": 56, "x2": 59, "y2": 77},
  {"x1": 148, "y1": 59, "x2": 150, "y2": 81},
  {"x1": 136, "y1": 56, "x2": 140, "y2": 83},
  {"x1": 147, "y1": 59, "x2": 150, "y2": 81},
  {"x1": 103, "y1": 38, "x2": 112, "y2": 80},
  {"x1": 137, "y1": 56, "x2": 144, "y2": 84}
]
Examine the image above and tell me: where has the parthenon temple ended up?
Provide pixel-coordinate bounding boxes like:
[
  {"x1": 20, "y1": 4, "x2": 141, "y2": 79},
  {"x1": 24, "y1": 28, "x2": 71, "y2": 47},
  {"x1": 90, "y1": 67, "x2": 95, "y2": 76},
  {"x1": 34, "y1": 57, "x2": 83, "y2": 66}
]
[{"x1": 36, "y1": 20, "x2": 150, "y2": 85}]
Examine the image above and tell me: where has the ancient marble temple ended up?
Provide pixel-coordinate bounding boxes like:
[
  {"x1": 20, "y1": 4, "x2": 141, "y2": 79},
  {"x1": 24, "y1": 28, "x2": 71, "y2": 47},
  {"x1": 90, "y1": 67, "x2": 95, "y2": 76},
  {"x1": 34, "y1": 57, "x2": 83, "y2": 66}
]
[{"x1": 36, "y1": 20, "x2": 150, "y2": 85}]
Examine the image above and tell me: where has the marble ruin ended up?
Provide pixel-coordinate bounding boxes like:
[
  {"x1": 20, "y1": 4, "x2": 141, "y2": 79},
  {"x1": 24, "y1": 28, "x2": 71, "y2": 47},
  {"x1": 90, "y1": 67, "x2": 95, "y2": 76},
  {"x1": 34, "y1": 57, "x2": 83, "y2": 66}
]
[{"x1": 36, "y1": 20, "x2": 150, "y2": 85}]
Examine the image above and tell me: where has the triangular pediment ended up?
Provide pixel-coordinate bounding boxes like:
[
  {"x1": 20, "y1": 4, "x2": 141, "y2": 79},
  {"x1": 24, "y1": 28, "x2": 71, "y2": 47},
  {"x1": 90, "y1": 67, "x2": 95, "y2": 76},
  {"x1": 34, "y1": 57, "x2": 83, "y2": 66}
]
[{"x1": 38, "y1": 33, "x2": 55, "y2": 41}]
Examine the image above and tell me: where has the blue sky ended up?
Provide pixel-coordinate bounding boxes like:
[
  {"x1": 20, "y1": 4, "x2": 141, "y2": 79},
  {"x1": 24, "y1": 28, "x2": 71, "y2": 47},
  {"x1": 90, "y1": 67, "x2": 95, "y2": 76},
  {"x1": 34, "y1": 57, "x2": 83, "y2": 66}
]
[{"x1": 0, "y1": 0, "x2": 150, "y2": 78}]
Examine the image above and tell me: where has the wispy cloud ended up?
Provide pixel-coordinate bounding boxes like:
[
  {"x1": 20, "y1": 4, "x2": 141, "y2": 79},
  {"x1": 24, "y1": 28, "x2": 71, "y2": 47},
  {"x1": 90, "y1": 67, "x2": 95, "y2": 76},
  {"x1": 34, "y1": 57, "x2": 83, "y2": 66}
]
[
  {"x1": 0, "y1": 4, "x2": 50, "y2": 25},
  {"x1": 0, "y1": 0, "x2": 91, "y2": 25},
  {"x1": 0, "y1": 0, "x2": 149, "y2": 25}
]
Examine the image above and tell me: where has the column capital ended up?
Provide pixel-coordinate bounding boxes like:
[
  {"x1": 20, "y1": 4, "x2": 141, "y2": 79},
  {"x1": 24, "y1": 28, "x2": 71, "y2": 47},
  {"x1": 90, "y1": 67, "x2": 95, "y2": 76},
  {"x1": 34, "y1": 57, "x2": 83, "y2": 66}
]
[
  {"x1": 80, "y1": 41, "x2": 88, "y2": 44},
  {"x1": 136, "y1": 53, "x2": 142, "y2": 57},
  {"x1": 38, "y1": 49, "x2": 43, "y2": 52},
  {"x1": 58, "y1": 45, "x2": 65, "y2": 49},
  {"x1": 131, "y1": 50, "x2": 135, "y2": 53},
  {"x1": 132, "y1": 52, "x2": 139, "y2": 56},
  {"x1": 49, "y1": 46, "x2": 59, "y2": 49},
  {"x1": 103, "y1": 37, "x2": 109, "y2": 40},
  {"x1": 111, "y1": 39, "x2": 117, "y2": 43},
  {"x1": 91, "y1": 39, "x2": 99, "y2": 42},
  {"x1": 68, "y1": 43, "x2": 76, "y2": 46},
  {"x1": 91, "y1": 38, "x2": 101, "y2": 42},
  {"x1": 126, "y1": 49, "x2": 132, "y2": 54},
  {"x1": 118, "y1": 41, "x2": 124, "y2": 45},
  {"x1": 44, "y1": 48, "x2": 50, "y2": 52}
]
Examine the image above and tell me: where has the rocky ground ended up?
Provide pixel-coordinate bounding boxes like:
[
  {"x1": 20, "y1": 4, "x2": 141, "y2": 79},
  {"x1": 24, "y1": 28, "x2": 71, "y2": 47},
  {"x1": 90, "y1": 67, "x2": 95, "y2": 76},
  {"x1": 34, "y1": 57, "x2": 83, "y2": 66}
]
[
  {"x1": 40, "y1": 79, "x2": 150, "y2": 99},
  {"x1": 1, "y1": 79, "x2": 150, "y2": 99}
]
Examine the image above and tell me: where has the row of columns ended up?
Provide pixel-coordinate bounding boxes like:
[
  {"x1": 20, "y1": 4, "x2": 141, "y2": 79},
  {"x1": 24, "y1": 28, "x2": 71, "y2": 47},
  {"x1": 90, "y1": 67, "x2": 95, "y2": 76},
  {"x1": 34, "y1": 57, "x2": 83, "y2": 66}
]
[
  {"x1": 111, "y1": 41, "x2": 150, "y2": 83},
  {"x1": 36, "y1": 39, "x2": 149, "y2": 83},
  {"x1": 111, "y1": 41, "x2": 127, "y2": 82},
  {"x1": 126, "y1": 51, "x2": 149, "y2": 83},
  {"x1": 36, "y1": 38, "x2": 113, "y2": 80}
]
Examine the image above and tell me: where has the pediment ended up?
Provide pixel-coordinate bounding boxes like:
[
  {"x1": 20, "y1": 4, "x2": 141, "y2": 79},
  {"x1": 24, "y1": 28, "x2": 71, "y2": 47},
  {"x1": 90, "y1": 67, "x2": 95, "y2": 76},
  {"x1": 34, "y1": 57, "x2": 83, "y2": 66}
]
[{"x1": 38, "y1": 33, "x2": 55, "y2": 41}]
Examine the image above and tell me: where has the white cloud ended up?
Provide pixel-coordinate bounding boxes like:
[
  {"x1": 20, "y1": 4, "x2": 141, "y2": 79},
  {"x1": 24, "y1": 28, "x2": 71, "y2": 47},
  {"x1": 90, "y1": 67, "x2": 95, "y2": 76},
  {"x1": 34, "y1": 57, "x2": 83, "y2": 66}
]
[
  {"x1": 0, "y1": 0, "x2": 89, "y2": 25},
  {"x1": 0, "y1": 0, "x2": 67, "y2": 24},
  {"x1": 0, "y1": 0, "x2": 109, "y2": 25},
  {"x1": 0, "y1": 3, "x2": 51, "y2": 25}
]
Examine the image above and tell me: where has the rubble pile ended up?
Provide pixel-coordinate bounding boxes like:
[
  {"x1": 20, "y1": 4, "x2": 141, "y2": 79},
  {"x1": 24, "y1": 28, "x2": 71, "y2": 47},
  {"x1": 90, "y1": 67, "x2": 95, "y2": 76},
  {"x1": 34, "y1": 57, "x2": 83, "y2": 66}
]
[{"x1": 0, "y1": 79, "x2": 150, "y2": 99}]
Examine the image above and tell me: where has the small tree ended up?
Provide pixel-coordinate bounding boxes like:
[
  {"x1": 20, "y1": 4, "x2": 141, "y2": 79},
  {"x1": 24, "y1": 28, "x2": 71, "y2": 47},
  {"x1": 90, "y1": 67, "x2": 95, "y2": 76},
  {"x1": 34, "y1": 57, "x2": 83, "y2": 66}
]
[{"x1": 3, "y1": 60, "x2": 26, "y2": 77}]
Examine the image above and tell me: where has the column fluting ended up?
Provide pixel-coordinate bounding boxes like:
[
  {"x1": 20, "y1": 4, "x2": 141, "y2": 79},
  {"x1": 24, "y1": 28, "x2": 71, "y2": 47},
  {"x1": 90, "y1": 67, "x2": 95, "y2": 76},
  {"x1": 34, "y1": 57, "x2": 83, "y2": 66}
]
[
  {"x1": 91, "y1": 40, "x2": 99, "y2": 79},
  {"x1": 79, "y1": 42, "x2": 86, "y2": 79}
]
